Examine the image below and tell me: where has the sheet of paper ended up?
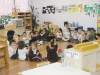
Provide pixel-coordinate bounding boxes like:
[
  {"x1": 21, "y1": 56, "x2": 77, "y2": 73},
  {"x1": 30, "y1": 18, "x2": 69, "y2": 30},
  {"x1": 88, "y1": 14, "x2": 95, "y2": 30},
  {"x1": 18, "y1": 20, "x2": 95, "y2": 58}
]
[{"x1": 66, "y1": 50, "x2": 79, "y2": 59}]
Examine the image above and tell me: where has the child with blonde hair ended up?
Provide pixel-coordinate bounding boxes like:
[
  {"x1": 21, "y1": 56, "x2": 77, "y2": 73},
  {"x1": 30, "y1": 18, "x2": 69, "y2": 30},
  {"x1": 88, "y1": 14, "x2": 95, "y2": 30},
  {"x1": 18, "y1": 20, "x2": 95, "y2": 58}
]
[{"x1": 29, "y1": 42, "x2": 46, "y2": 62}]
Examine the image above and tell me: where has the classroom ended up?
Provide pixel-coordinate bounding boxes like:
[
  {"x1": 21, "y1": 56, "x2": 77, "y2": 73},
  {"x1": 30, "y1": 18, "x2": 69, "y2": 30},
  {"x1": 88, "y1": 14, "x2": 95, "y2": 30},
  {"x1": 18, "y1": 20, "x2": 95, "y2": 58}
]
[{"x1": 0, "y1": 0, "x2": 100, "y2": 75}]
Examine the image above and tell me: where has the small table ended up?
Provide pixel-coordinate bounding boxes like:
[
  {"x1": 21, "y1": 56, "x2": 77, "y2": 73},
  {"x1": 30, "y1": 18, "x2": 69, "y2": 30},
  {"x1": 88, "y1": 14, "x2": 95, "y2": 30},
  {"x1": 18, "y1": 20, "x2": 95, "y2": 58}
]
[
  {"x1": 19, "y1": 62, "x2": 91, "y2": 75},
  {"x1": 0, "y1": 45, "x2": 9, "y2": 69}
]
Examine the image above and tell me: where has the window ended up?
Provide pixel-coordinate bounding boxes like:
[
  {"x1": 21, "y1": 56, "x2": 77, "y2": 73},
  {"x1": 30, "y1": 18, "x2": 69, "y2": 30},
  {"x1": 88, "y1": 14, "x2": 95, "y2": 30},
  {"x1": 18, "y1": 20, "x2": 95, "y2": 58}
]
[
  {"x1": 0, "y1": 0, "x2": 13, "y2": 16},
  {"x1": 15, "y1": 0, "x2": 29, "y2": 12},
  {"x1": 0, "y1": 0, "x2": 29, "y2": 16}
]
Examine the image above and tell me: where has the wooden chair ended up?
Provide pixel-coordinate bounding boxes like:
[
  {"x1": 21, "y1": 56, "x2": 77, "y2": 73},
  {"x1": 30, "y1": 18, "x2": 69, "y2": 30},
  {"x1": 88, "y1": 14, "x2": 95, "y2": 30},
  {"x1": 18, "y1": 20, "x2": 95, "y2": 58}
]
[
  {"x1": 0, "y1": 35, "x2": 7, "y2": 45},
  {"x1": 37, "y1": 61, "x2": 50, "y2": 67},
  {"x1": 0, "y1": 35, "x2": 7, "y2": 68}
]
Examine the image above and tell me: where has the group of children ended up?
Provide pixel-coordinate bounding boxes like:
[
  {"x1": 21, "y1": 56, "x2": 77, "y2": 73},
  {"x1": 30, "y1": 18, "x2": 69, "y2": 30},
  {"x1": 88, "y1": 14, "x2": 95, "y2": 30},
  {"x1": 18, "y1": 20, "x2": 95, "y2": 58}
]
[
  {"x1": 7, "y1": 22, "x2": 100, "y2": 63},
  {"x1": 55, "y1": 27, "x2": 97, "y2": 44}
]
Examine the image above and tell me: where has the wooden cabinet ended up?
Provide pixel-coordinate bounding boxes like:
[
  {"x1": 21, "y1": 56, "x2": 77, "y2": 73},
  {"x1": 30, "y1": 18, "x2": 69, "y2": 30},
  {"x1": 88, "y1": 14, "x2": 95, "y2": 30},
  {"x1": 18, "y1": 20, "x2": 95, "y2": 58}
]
[{"x1": 15, "y1": 12, "x2": 32, "y2": 31}]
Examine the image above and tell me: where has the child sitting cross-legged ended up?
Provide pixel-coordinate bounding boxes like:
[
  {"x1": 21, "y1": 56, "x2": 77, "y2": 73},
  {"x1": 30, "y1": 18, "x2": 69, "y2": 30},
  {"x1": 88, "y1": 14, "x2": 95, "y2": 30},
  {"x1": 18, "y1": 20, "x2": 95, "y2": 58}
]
[
  {"x1": 46, "y1": 38, "x2": 60, "y2": 62},
  {"x1": 29, "y1": 42, "x2": 46, "y2": 62},
  {"x1": 8, "y1": 39, "x2": 18, "y2": 59},
  {"x1": 18, "y1": 41, "x2": 29, "y2": 60}
]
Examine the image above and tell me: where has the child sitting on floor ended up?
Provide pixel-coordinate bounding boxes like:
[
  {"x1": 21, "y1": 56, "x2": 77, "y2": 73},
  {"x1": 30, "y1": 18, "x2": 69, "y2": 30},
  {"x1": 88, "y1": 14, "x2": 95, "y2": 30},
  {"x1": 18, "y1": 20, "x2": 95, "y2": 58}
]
[
  {"x1": 23, "y1": 32, "x2": 30, "y2": 45},
  {"x1": 37, "y1": 29, "x2": 47, "y2": 44},
  {"x1": 78, "y1": 30, "x2": 88, "y2": 43},
  {"x1": 70, "y1": 28, "x2": 79, "y2": 44},
  {"x1": 8, "y1": 40, "x2": 18, "y2": 59},
  {"x1": 46, "y1": 38, "x2": 60, "y2": 62},
  {"x1": 56, "y1": 28, "x2": 63, "y2": 41},
  {"x1": 18, "y1": 41, "x2": 29, "y2": 60},
  {"x1": 62, "y1": 28, "x2": 71, "y2": 42},
  {"x1": 29, "y1": 42, "x2": 46, "y2": 62}
]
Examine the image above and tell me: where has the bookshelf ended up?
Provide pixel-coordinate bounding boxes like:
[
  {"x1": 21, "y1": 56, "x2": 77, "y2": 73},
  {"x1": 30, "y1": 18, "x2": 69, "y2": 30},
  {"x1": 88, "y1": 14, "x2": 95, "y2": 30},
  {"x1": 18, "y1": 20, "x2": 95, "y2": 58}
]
[{"x1": 15, "y1": 12, "x2": 32, "y2": 31}]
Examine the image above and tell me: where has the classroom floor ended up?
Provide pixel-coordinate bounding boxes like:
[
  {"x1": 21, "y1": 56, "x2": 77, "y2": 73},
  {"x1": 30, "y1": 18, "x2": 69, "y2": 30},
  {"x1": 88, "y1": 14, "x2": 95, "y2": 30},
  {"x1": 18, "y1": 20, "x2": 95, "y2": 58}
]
[{"x1": 0, "y1": 41, "x2": 75, "y2": 75}]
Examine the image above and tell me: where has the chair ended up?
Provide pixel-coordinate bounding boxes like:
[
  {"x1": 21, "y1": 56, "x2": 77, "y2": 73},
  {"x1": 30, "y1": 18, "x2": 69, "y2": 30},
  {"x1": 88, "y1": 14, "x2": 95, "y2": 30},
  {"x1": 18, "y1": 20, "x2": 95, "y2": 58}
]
[
  {"x1": 0, "y1": 35, "x2": 7, "y2": 68},
  {"x1": 37, "y1": 61, "x2": 50, "y2": 67}
]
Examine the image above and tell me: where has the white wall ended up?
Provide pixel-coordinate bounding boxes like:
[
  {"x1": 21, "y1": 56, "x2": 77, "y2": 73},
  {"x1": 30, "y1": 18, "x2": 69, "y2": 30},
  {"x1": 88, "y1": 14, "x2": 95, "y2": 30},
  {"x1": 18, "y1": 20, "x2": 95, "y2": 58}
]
[{"x1": 31, "y1": 0, "x2": 99, "y2": 30}]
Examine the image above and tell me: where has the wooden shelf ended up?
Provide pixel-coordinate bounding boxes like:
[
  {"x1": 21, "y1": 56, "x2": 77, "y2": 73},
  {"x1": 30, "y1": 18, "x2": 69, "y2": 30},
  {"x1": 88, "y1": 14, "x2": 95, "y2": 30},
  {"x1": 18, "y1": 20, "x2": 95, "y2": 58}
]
[{"x1": 13, "y1": 12, "x2": 32, "y2": 31}]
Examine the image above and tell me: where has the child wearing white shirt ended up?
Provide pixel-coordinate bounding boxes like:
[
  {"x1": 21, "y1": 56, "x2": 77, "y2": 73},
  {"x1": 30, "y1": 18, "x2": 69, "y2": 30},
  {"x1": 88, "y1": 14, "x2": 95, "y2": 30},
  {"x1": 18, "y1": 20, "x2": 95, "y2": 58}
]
[
  {"x1": 70, "y1": 28, "x2": 79, "y2": 44},
  {"x1": 62, "y1": 28, "x2": 71, "y2": 41},
  {"x1": 23, "y1": 32, "x2": 30, "y2": 45},
  {"x1": 8, "y1": 40, "x2": 18, "y2": 59},
  {"x1": 56, "y1": 28, "x2": 63, "y2": 41},
  {"x1": 78, "y1": 30, "x2": 86, "y2": 43},
  {"x1": 18, "y1": 41, "x2": 28, "y2": 60}
]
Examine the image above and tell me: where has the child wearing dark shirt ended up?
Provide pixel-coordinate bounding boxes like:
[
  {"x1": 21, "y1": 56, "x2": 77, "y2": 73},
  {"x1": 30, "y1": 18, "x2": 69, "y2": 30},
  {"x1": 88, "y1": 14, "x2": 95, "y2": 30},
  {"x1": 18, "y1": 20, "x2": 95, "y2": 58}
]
[
  {"x1": 29, "y1": 42, "x2": 46, "y2": 62},
  {"x1": 46, "y1": 38, "x2": 60, "y2": 62}
]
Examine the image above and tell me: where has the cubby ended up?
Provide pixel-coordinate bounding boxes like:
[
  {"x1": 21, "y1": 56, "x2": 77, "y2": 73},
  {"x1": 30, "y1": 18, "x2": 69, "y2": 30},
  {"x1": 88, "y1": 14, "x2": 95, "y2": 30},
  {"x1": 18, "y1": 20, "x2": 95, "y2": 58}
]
[{"x1": 15, "y1": 12, "x2": 32, "y2": 31}]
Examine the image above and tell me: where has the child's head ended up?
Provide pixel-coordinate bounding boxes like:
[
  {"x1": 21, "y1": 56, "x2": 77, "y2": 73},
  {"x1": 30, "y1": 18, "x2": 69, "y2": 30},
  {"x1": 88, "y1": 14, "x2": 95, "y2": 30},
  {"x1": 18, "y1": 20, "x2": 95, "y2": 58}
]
[
  {"x1": 23, "y1": 32, "x2": 27, "y2": 37},
  {"x1": 34, "y1": 31, "x2": 38, "y2": 36},
  {"x1": 45, "y1": 22, "x2": 49, "y2": 28},
  {"x1": 31, "y1": 42, "x2": 37, "y2": 50},
  {"x1": 29, "y1": 32, "x2": 34, "y2": 37},
  {"x1": 74, "y1": 28, "x2": 78, "y2": 33},
  {"x1": 66, "y1": 45, "x2": 73, "y2": 49},
  {"x1": 67, "y1": 28, "x2": 70, "y2": 32},
  {"x1": 50, "y1": 38, "x2": 56, "y2": 47},
  {"x1": 50, "y1": 39, "x2": 54, "y2": 47},
  {"x1": 58, "y1": 28, "x2": 62, "y2": 33},
  {"x1": 7, "y1": 30, "x2": 15, "y2": 37},
  {"x1": 39, "y1": 30, "x2": 44, "y2": 34},
  {"x1": 9, "y1": 39, "x2": 16, "y2": 47},
  {"x1": 81, "y1": 30, "x2": 85, "y2": 34},
  {"x1": 18, "y1": 41, "x2": 25, "y2": 49}
]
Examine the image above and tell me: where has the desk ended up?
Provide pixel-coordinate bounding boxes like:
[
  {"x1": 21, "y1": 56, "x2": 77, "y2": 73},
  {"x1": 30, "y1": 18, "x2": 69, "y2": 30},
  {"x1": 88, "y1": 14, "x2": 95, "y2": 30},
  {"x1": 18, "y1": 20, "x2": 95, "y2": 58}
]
[
  {"x1": 19, "y1": 62, "x2": 91, "y2": 75},
  {"x1": 0, "y1": 45, "x2": 9, "y2": 69}
]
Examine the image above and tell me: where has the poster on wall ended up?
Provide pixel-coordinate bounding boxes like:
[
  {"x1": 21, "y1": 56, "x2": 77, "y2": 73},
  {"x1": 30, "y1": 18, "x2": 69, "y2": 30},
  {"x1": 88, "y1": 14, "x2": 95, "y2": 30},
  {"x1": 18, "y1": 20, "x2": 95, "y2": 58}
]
[
  {"x1": 42, "y1": 5, "x2": 55, "y2": 14},
  {"x1": 84, "y1": 4, "x2": 97, "y2": 17},
  {"x1": 97, "y1": 15, "x2": 100, "y2": 33},
  {"x1": 78, "y1": 4, "x2": 84, "y2": 13},
  {"x1": 55, "y1": 5, "x2": 67, "y2": 13},
  {"x1": 67, "y1": 4, "x2": 78, "y2": 13},
  {"x1": 98, "y1": 5, "x2": 100, "y2": 15}
]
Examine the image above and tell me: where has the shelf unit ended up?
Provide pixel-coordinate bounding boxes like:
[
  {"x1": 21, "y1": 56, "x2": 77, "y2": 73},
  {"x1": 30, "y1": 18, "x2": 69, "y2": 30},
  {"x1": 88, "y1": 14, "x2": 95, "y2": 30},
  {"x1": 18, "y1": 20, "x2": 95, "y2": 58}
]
[{"x1": 15, "y1": 12, "x2": 32, "y2": 31}]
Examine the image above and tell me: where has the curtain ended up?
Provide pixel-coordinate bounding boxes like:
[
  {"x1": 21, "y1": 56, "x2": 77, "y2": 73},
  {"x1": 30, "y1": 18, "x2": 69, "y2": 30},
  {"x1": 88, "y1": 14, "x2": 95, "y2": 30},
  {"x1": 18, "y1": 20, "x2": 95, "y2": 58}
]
[{"x1": 0, "y1": 0, "x2": 29, "y2": 16}]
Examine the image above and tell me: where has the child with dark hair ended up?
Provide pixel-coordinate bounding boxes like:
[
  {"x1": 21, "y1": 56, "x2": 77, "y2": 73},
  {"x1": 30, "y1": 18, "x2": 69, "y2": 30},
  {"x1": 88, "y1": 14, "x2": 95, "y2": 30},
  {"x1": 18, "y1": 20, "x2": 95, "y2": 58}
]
[
  {"x1": 37, "y1": 30, "x2": 47, "y2": 44},
  {"x1": 23, "y1": 32, "x2": 30, "y2": 45},
  {"x1": 7, "y1": 35, "x2": 13, "y2": 46},
  {"x1": 8, "y1": 39, "x2": 18, "y2": 59},
  {"x1": 29, "y1": 42, "x2": 46, "y2": 62},
  {"x1": 46, "y1": 38, "x2": 60, "y2": 62},
  {"x1": 62, "y1": 28, "x2": 71, "y2": 42},
  {"x1": 66, "y1": 45, "x2": 73, "y2": 49},
  {"x1": 18, "y1": 41, "x2": 28, "y2": 60},
  {"x1": 14, "y1": 34, "x2": 20, "y2": 43},
  {"x1": 70, "y1": 28, "x2": 79, "y2": 44},
  {"x1": 56, "y1": 28, "x2": 63, "y2": 41},
  {"x1": 29, "y1": 31, "x2": 37, "y2": 45},
  {"x1": 78, "y1": 30, "x2": 88, "y2": 43},
  {"x1": 7, "y1": 30, "x2": 15, "y2": 36}
]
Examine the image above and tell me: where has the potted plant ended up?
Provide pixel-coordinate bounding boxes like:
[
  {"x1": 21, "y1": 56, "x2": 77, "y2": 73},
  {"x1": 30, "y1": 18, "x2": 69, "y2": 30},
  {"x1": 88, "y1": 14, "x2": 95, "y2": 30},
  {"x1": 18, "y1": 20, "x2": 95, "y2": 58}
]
[{"x1": 30, "y1": 5, "x2": 39, "y2": 31}]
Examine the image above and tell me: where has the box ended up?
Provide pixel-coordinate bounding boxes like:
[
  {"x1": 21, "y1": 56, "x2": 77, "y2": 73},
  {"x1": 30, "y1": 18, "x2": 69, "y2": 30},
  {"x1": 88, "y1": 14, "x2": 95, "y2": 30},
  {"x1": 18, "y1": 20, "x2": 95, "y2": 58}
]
[{"x1": 64, "y1": 44, "x2": 99, "y2": 71}]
